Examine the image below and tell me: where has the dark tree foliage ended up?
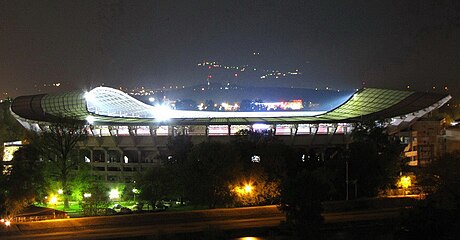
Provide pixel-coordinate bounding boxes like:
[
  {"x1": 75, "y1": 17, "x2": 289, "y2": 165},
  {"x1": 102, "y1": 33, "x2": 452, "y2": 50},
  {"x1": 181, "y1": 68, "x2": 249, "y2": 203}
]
[
  {"x1": 184, "y1": 141, "x2": 242, "y2": 208},
  {"x1": 429, "y1": 152, "x2": 460, "y2": 209},
  {"x1": 239, "y1": 99, "x2": 252, "y2": 111},
  {"x1": 396, "y1": 152, "x2": 460, "y2": 239},
  {"x1": 0, "y1": 174, "x2": 6, "y2": 217},
  {"x1": 164, "y1": 134, "x2": 194, "y2": 201},
  {"x1": 38, "y1": 122, "x2": 87, "y2": 209},
  {"x1": 0, "y1": 101, "x2": 28, "y2": 144},
  {"x1": 348, "y1": 122, "x2": 404, "y2": 197},
  {"x1": 175, "y1": 99, "x2": 198, "y2": 110},
  {"x1": 137, "y1": 167, "x2": 172, "y2": 209},
  {"x1": 279, "y1": 166, "x2": 332, "y2": 238},
  {"x1": 2, "y1": 145, "x2": 46, "y2": 217}
]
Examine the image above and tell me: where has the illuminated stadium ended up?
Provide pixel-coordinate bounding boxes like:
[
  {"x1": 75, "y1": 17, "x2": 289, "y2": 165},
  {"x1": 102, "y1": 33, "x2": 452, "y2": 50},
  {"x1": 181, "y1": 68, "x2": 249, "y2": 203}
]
[
  {"x1": 11, "y1": 86, "x2": 451, "y2": 131},
  {"x1": 8, "y1": 86, "x2": 451, "y2": 183}
]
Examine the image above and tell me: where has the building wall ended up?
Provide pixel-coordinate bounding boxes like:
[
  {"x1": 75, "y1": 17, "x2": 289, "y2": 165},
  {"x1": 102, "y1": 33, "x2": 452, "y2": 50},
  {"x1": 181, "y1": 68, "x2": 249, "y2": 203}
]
[{"x1": 442, "y1": 127, "x2": 460, "y2": 154}]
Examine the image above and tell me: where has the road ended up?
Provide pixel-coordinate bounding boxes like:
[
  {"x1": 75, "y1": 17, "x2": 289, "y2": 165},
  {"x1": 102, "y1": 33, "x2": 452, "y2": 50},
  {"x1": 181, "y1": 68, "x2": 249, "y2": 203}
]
[{"x1": 0, "y1": 206, "x2": 401, "y2": 239}]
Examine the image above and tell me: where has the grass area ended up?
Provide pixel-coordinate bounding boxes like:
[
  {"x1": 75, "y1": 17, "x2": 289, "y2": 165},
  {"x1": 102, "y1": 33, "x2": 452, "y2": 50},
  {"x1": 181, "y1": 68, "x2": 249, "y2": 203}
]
[{"x1": 34, "y1": 200, "x2": 211, "y2": 218}]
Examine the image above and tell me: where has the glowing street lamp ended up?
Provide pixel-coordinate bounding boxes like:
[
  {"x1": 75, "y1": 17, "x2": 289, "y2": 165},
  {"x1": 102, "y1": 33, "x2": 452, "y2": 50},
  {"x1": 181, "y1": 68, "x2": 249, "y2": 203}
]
[
  {"x1": 234, "y1": 182, "x2": 254, "y2": 196},
  {"x1": 132, "y1": 188, "x2": 140, "y2": 202},
  {"x1": 244, "y1": 184, "x2": 253, "y2": 194},
  {"x1": 4, "y1": 220, "x2": 11, "y2": 227},
  {"x1": 109, "y1": 189, "x2": 120, "y2": 200},
  {"x1": 50, "y1": 196, "x2": 58, "y2": 204},
  {"x1": 399, "y1": 176, "x2": 412, "y2": 189}
]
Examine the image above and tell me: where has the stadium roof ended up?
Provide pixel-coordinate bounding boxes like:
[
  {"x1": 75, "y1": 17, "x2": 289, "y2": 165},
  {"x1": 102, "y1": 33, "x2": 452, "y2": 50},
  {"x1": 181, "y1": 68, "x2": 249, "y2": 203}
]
[{"x1": 11, "y1": 87, "x2": 451, "y2": 126}]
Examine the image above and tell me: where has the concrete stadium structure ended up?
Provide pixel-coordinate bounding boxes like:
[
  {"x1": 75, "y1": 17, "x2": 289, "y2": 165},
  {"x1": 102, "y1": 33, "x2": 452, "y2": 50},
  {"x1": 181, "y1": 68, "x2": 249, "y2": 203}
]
[{"x1": 8, "y1": 87, "x2": 451, "y2": 183}]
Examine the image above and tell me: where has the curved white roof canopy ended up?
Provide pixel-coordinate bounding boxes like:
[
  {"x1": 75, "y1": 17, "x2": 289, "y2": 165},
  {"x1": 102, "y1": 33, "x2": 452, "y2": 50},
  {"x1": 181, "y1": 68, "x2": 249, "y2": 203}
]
[{"x1": 85, "y1": 87, "x2": 327, "y2": 120}]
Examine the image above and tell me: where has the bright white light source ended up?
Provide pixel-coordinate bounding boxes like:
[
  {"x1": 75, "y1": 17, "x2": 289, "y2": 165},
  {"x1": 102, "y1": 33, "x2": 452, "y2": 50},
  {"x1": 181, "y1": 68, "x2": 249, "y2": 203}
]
[
  {"x1": 109, "y1": 189, "x2": 119, "y2": 199},
  {"x1": 148, "y1": 97, "x2": 155, "y2": 102},
  {"x1": 57, "y1": 189, "x2": 63, "y2": 194},
  {"x1": 5, "y1": 220, "x2": 10, "y2": 227},
  {"x1": 86, "y1": 115, "x2": 95, "y2": 124},
  {"x1": 85, "y1": 156, "x2": 91, "y2": 163},
  {"x1": 124, "y1": 156, "x2": 129, "y2": 163},
  {"x1": 251, "y1": 155, "x2": 261, "y2": 163},
  {"x1": 252, "y1": 124, "x2": 270, "y2": 130},
  {"x1": 83, "y1": 193, "x2": 92, "y2": 198},
  {"x1": 49, "y1": 196, "x2": 58, "y2": 204},
  {"x1": 154, "y1": 105, "x2": 172, "y2": 121}
]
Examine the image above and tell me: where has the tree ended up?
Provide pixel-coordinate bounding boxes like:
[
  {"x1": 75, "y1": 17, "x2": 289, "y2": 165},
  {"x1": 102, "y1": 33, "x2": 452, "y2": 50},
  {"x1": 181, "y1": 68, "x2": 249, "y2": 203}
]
[
  {"x1": 239, "y1": 99, "x2": 252, "y2": 111},
  {"x1": 137, "y1": 167, "x2": 171, "y2": 209},
  {"x1": 279, "y1": 166, "x2": 332, "y2": 238},
  {"x1": 0, "y1": 101, "x2": 28, "y2": 144},
  {"x1": 175, "y1": 99, "x2": 197, "y2": 110},
  {"x1": 348, "y1": 122, "x2": 404, "y2": 197},
  {"x1": 70, "y1": 163, "x2": 93, "y2": 203},
  {"x1": 230, "y1": 165, "x2": 281, "y2": 206},
  {"x1": 81, "y1": 182, "x2": 110, "y2": 216},
  {"x1": 2, "y1": 145, "x2": 46, "y2": 217},
  {"x1": 396, "y1": 152, "x2": 460, "y2": 239},
  {"x1": 164, "y1": 135, "x2": 194, "y2": 202},
  {"x1": 38, "y1": 122, "x2": 87, "y2": 209},
  {"x1": 429, "y1": 151, "x2": 460, "y2": 209},
  {"x1": 183, "y1": 141, "x2": 241, "y2": 208}
]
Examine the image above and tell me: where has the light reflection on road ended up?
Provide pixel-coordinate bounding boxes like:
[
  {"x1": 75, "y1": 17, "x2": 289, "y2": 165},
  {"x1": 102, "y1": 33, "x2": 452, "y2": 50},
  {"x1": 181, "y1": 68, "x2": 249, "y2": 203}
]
[{"x1": 234, "y1": 237, "x2": 264, "y2": 240}]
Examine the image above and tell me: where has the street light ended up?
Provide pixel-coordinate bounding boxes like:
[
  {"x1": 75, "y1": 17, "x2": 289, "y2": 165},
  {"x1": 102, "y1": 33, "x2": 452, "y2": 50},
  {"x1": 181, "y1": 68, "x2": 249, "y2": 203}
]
[
  {"x1": 109, "y1": 189, "x2": 120, "y2": 200},
  {"x1": 132, "y1": 188, "x2": 140, "y2": 203},
  {"x1": 234, "y1": 182, "x2": 254, "y2": 196},
  {"x1": 398, "y1": 176, "x2": 412, "y2": 195},
  {"x1": 244, "y1": 184, "x2": 253, "y2": 194},
  {"x1": 399, "y1": 176, "x2": 411, "y2": 189},
  {"x1": 50, "y1": 196, "x2": 58, "y2": 204}
]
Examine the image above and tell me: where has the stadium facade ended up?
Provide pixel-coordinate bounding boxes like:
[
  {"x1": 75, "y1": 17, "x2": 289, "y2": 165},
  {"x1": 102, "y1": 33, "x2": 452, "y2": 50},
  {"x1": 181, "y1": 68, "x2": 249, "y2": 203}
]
[{"x1": 7, "y1": 87, "x2": 451, "y2": 184}]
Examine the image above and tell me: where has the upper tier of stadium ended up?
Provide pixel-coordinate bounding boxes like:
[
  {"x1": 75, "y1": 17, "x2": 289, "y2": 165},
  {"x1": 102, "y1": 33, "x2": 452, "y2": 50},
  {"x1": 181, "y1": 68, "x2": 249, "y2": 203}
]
[{"x1": 10, "y1": 86, "x2": 451, "y2": 126}]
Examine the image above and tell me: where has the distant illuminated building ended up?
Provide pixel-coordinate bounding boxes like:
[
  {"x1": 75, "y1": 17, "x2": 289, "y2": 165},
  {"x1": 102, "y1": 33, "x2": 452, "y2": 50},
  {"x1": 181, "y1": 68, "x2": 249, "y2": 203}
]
[{"x1": 2, "y1": 141, "x2": 23, "y2": 175}]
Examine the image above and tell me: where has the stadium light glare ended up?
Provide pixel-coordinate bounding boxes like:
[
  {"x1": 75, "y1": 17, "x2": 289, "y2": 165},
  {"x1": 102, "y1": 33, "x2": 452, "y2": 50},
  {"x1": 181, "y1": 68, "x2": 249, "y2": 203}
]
[
  {"x1": 154, "y1": 104, "x2": 173, "y2": 121},
  {"x1": 86, "y1": 115, "x2": 95, "y2": 124}
]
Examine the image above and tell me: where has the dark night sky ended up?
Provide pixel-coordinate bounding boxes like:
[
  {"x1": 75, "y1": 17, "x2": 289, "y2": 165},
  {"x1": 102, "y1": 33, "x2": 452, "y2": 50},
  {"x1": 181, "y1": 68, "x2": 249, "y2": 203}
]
[{"x1": 1, "y1": 0, "x2": 459, "y2": 102}]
